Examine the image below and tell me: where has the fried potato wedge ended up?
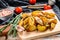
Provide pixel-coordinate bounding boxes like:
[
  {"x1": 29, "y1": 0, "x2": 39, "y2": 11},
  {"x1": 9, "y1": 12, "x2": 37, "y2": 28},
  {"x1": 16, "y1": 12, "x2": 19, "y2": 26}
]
[
  {"x1": 37, "y1": 25, "x2": 47, "y2": 32},
  {"x1": 34, "y1": 17, "x2": 43, "y2": 25},
  {"x1": 29, "y1": 16, "x2": 35, "y2": 25},
  {"x1": 19, "y1": 19, "x2": 24, "y2": 26},
  {"x1": 24, "y1": 17, "x2": 29, "y2": 25},
  {"x1": 50, "y1": 23, "x2": 56, "y2": 30},
  {"x1": 26, "y1": 25, "x2": 36, "y2": 32}
]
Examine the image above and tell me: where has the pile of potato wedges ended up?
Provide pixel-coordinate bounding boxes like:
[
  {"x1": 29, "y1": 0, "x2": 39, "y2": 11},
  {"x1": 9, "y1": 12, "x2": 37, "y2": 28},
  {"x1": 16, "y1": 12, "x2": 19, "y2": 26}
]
[{"x1": 18, "y1": 10, "x2": 57, "y2": 32}]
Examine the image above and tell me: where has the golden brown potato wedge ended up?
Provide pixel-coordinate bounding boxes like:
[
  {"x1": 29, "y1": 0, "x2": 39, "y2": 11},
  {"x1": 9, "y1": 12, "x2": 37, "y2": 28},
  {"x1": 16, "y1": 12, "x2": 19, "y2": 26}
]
[
  {"x1": 51, "y1": 19, "x2": 57, "y2": 24},
  {"x1": 23, "y1": 24, "x2": 28, "y2": 29},
  {"x1": 26, "y1": 25, "x2": 36, "y2": 32},
  {"x1": 37, "y1": 25, "x2": 47, "y2": 32},
  {"x1": 34, "y1": 17, "x2": 43, "y2": 25},
  {"x1": 42, "y1": 12, "x2": 49, "y2": 16},
  {"x1": 40, "y1": 17, "x2": 48, "y2": 25},
  {"x1": 46, "y1": 13, "x2": 55, "y2": 19},
  {"x1": 22, "y1": 13, "x2": 29, "y2": 19},
  {"x1": 24, "y1": 17, "x2": 29, "y2": 25},
  {"x1": 48, "y1": 19, "x2": 57, "y2": 24},
  {"x1": 32, "y1": 10, "x2": 43, "y2": 16},
  {"x1": 29, "y1": 16, "x2": 35, "y2": 25},
  {"x1": 19, "y1": 19, "x2": 24, "y2": 26},
  {"x1": 50, "y1": 23, "x2": 56, "y2": 30}
]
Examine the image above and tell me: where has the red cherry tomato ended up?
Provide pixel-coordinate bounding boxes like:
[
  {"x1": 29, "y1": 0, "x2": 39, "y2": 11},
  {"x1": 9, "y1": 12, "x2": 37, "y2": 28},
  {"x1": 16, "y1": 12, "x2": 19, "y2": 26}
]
[
  {"x1": 44, "y1": 4, "x2": 48, "y2": 10},
  {"x1": 44, "y1": 6, "x2": 49, "y2": 10},
  {"x1": 44, "y1": 4, "x2": 52, "y2": 10},
  {"x1": 15, "y1": 7, "x2": 23, "y2": 14},
  {"x1": 29, "y1": 0, "x2": 36, "y2": 4},
  {"x1": 47, "y1": 5, "x2": 52, "y2": 9}
]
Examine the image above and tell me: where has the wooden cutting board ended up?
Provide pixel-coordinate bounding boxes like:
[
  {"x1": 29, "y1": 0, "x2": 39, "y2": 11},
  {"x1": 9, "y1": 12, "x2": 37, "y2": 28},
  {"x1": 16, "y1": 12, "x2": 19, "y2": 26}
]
[{"x1": 18, "y1": 9, "x2": 60, "y2": 40}]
